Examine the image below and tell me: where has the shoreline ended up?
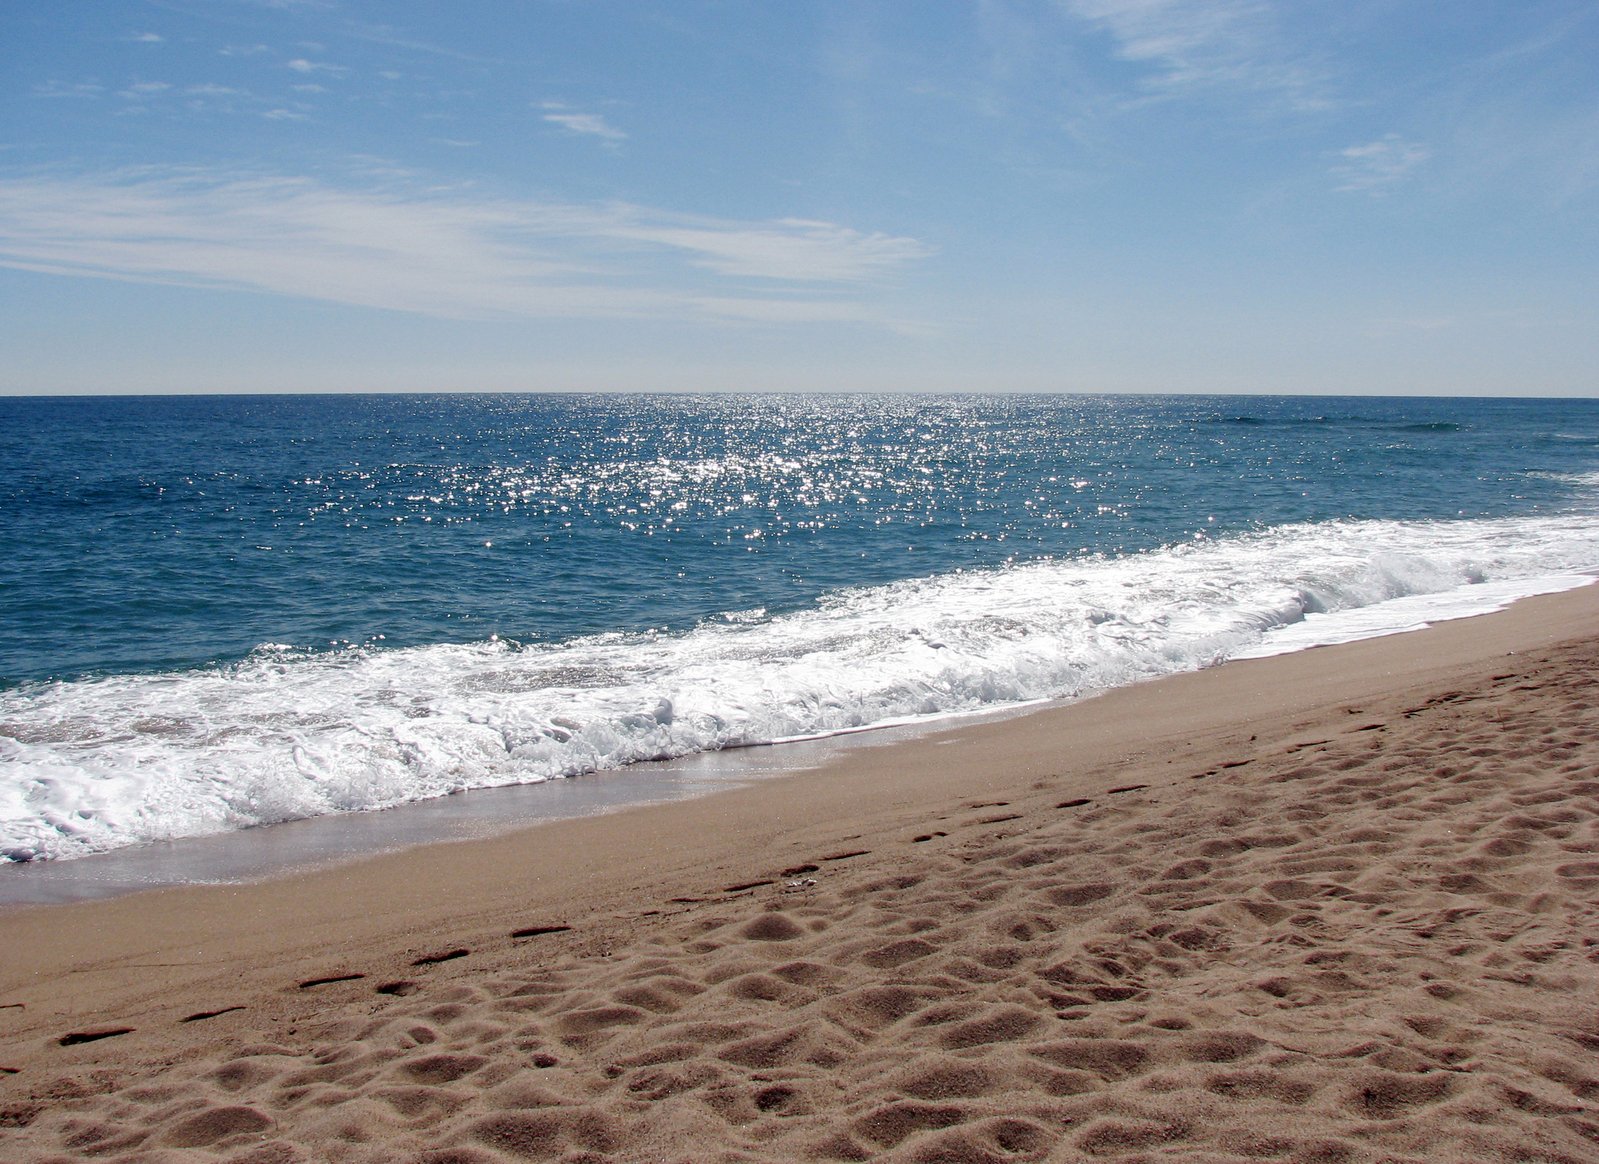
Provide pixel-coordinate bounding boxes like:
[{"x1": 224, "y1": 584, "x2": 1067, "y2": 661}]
[
  {"x1": 4, "y1": 572, "x2": 1590, "y2": 906},
  {"x1": 4, "y1": 583, "x2": 1599, "y2": 1160},
  {"x1": 0, "y1": 685, "x2": 1060, "y2": 909}
]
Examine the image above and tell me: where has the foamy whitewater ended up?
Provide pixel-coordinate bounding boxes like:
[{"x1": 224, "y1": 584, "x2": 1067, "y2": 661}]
[{"x1": 2, "y1": 394, "x2": 1597, "y2": 862}]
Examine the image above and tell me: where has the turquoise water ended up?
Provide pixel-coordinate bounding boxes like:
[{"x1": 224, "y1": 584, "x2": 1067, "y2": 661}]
[{"x1": 2, "y1": 392, "x2": 1598, "y2": 861}]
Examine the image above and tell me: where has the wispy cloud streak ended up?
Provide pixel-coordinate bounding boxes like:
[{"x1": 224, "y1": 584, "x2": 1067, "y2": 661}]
[
  {"x1": 1060, "y1": 0, "x2": 1327, "y2": 108},
  {"x1": 1333, "y1": 134, "x2": 1430, "y2": 194},
  {"x1": 540, "y1": 105, "x2": 628, "y2": 143},
  {"x1": 0, "y1": 170, "x2": 931, "y2": 325},
  {"x1": 543, "y1": 112, "x2": 626, "y2": 141}
]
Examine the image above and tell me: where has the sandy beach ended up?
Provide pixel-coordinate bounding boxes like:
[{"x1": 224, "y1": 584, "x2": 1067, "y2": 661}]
[{"x1": 3, "y1": 584, "x2": 1597, "y2": 1163}]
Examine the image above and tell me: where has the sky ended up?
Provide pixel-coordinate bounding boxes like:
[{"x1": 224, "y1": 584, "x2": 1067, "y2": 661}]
[{"x1": 2, "y1": 0, "x2": 1597, "y2": 397}]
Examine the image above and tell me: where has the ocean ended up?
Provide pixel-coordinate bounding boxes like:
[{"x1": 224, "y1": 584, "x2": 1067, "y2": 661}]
[{"x1": 3, "y1": 392, "x2": 1598, "y2": 867}]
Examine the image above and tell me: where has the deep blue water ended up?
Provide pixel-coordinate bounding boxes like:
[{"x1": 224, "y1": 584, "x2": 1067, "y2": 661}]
[
  {"x1": 2, "y1": 392, "x2": 1598, "y2": 862},
  {"x1": 4, "y1": 392, "x2": 1597, "y2": 687}
]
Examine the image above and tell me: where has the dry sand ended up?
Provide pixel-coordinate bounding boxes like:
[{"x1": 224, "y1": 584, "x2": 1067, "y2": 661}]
[{"x1": 2, "y1": 585, "x2": 1598, "y2": 1163}]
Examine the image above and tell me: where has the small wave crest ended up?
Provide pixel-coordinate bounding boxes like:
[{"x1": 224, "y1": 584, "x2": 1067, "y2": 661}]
[
  {"x1": 1528, "y1": 470, "x2": 1599, "y2": 489},
  {"x1": 3, "y1": 513, "x2": 1598, "y2": 862}
]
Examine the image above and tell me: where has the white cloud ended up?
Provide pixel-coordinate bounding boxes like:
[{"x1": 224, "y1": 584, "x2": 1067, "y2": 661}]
[
  {"x1": 132, "y1": 32, "x2": 164, "y2": 44},
  {"x1": 31, "y1": 80, "x2": 104, "y2": 99},
  {"x1": 0, "y1": 170, "x2": 932, "y2": 326},
  {"x1": 118, "y1": 81, "x2": 173, "y2": 100},
  {"x1": 1333, "y1": 134, "x2": 1430, "y2": 193},
  {"x1": 262, "y1": 108, "x2": 309, "y2": 121},
  {"x1": 286, "y1": 58, "x2": 346, "y2": 76},
  {"x1": 343, "y1": 23, "x2": 493, "y2": 65},
  {"x1": 542, "y1": 110, "x2": 627, "y2": 143},
  {"x1": 606, "y1": 217, "x2": 930, "y2": 281},
  {"x1": 1060, "y1": 0, "x2": 1327, "y2": 108}
]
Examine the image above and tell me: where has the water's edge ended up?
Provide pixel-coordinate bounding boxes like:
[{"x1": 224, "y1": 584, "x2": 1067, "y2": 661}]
[{"x1": 4, "y1": 573, "x2": 1588, "y2": 906}]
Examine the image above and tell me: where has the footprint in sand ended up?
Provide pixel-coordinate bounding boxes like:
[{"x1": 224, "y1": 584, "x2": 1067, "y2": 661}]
[
  {"x1": 411, "y1": 948, "x2": 471, "y2": 966},
  {"x1": 57, "y1": 1027, "x2": 134, "y2": 1046},
  {"x1": 510, "y1": 924, "x2": 572, "y2": 939},
  {"x1": 180, "y1": 1006, "x2": 245, "y2": 1023},
  {"x1": 722, "y1": 879, "x2": 777, "y2": 893},
  {"x1": 297, "y1": 973, "x2": 365, "y2": 989}
]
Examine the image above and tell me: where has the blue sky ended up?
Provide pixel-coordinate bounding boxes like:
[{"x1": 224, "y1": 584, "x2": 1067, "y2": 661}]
[{"x1": 2, "y1": 1, "x2": 1596, "y2": 396}]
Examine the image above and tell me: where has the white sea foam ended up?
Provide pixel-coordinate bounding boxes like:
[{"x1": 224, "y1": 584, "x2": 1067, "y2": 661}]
[
  {"x1": 2, "y1": 513, "x2": 1597, "y2": 861},
  {"x1": 1530, "y1": 470, "x2": 1599, "y2": 488}
]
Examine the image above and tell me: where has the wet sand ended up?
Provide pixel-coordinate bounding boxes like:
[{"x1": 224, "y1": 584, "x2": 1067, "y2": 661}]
[{"x1": 2, "y1": 584, "x2": 1597, "y2": 1162}]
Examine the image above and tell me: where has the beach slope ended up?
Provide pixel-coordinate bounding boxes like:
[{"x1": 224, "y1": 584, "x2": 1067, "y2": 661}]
[{"x1": 3, "y1": 586, "x2": 1598, "y2": 1162}]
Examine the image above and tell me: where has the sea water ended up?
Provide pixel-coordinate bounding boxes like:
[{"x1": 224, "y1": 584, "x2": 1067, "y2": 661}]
[{"x1": 2, "y1": 393, "x2": 1597, "y2": 864}]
